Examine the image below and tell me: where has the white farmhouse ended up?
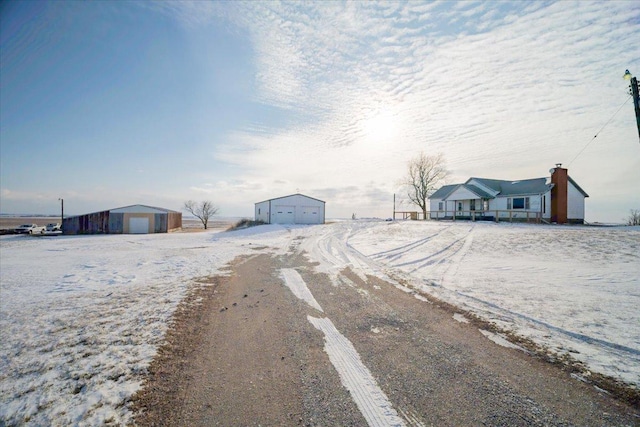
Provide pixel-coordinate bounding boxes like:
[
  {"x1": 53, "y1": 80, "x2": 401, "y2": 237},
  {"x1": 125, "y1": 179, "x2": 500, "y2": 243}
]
[
  {"x1": 428, "y1": 165, "x2": 589, "y2": 224},
  {"x1": 255, "y1": 193, "x2": 325, "y2": 225}
]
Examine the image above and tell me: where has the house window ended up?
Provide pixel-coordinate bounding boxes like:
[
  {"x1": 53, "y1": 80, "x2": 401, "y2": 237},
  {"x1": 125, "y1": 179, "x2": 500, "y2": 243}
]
[
  {"x1": 470, "y1": 199, "x2": 476, "y2": 211},
  {"x1": 258, "y1": 208, "x2": 261, "y2": 215},
  {"x1": 543, "y1": 195, "x2": 546, "y2": 214},
  {"x1": 483, "y1": 199, "x2": 489, "y2": 211},
  {"x1": 510, "y1": 197, "x2": 530, "y2": 210},
  {"x1": 458, "y1": 202, "x2": 462, "y2": 212},
  {"x1": 438, "y1": 202, "x2": 443, "y2": 211}
]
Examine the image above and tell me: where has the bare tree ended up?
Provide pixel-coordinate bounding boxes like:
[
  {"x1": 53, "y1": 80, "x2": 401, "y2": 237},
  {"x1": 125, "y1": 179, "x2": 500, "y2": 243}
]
[
  {"x1": 402, "y1": 152, "x2": 449, "y2": 219},
  {"x1": 184, "y1": 200, "x2": 219, "y2": 230},
  {"x1": 626, "y1": 209, "x2": 640, "y2": 226}
]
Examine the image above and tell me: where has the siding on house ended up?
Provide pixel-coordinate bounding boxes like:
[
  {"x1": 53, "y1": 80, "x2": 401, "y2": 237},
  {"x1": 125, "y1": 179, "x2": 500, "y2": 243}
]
[{"x1": 567, "y1": 181, "x2": 586, "y2": 222}]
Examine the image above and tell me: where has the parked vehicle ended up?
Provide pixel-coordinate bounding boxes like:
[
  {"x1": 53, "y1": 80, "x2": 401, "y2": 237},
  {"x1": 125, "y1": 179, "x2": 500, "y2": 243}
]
[
  {"x1": 45, "y1": 223, "x2": 61, "y2": 232},
  {"x1": 14, "y1": 224, "x2": 46, "y2": 234}
]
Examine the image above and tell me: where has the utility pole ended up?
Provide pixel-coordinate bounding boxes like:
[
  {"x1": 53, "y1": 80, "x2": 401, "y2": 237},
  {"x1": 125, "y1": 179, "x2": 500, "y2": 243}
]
[
  {"x1": 393, "y1": 193, "x2": 396, "y2": 221},
  {"x1": 624, "y1": 70, "x2": 640, "y2": 143},
  {"x1": 59, "y1": 198, "x2": 64, "y2": 232}
]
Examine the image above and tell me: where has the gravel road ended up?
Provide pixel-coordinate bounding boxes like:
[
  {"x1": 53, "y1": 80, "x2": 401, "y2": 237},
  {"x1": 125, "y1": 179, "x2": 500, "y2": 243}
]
[{"x1": 132, "y1": 249, "x2": 639, "y2": 426}]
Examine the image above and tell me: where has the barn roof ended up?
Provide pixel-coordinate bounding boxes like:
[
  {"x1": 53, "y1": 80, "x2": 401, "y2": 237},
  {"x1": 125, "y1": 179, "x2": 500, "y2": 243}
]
[
  {"x1": 255, "y1": 193, "x2": 326, "y2": 205},
  {"x1": 110, "y1": 204, "x2": 181, "y2": 214}
]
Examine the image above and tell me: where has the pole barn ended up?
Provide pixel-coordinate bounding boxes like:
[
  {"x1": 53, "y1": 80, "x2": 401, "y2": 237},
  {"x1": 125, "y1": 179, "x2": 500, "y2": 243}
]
[
  {"x1": 62, "y1": 204, "x2": 182, "y2": 234},
  {"x1": 255, "y1": 194, "x2": 325, "y2": 225}
]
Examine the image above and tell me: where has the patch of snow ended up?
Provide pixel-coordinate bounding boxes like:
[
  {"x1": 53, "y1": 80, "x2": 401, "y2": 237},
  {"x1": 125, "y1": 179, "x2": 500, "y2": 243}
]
[
  {"x1": 279, "y1": 269, "x2": 323, "y2": 312},
  {"x1": 479, "y1": 330, "x2": 527, "y2": 352},
  {"x1": 453, "y1": 313, "x2": 470, "y2": 324}
]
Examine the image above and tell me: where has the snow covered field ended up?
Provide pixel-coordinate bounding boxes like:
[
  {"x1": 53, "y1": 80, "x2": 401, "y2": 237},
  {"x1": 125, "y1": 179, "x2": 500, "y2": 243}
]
[{"x1": 1, "y1": 220, "x2": 638, "y2": 425}]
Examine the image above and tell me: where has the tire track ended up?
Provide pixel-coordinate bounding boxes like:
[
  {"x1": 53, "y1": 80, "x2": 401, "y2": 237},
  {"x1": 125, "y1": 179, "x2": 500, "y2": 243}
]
[
  {"x1": 281, "y1": 268, "x2": 407, "y2": 427},
  {"x1": 308, "y1": 316, "x2": 406, "y2": 427}
]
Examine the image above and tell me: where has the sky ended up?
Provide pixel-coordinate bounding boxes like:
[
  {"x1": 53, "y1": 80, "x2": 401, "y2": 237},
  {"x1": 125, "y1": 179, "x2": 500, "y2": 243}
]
[{"x1": 1, "y1": 1, "x2": 639, "y2": 222}]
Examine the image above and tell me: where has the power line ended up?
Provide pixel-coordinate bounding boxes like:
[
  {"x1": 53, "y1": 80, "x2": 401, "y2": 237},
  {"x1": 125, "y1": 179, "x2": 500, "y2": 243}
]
[{"x1": 567, "y1": 95, "x2": 632, "y2": 167}]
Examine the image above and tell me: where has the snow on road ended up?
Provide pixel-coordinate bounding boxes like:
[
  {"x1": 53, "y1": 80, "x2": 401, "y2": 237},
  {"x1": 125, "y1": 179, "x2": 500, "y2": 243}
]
[
  {"x1": 280, "y1": 268, "x2": 324, "y2": 312},
  {"x1": 308, "y1": 316, "x2": 406, "y2": 427},
  {"x1": 279, "y1": 267, "x2": 404, "y2": 426},
  {"x1": 1, "y1": 220, "x2": 638, "y2": 425}
]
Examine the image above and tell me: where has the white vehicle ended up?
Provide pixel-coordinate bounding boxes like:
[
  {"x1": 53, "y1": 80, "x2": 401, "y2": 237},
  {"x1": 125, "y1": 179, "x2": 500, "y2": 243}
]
[
  {"x1": 45, "y1": 223, "x2": 61, "y2": 232},
  {"x1": 15, "y1": 224, "x2": 46, "y2": 234}
]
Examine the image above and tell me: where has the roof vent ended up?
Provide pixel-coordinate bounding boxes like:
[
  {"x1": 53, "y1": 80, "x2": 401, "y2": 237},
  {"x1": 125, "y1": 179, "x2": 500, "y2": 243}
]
[{"x1": 555, "y1": 163, "x2": 562, "y2": 168}]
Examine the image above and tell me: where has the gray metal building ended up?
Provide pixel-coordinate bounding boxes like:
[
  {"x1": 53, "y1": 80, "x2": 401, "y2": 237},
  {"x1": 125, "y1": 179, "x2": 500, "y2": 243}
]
[{"x1": 62, "y1": 204, "x2": 182, "y2": 235}]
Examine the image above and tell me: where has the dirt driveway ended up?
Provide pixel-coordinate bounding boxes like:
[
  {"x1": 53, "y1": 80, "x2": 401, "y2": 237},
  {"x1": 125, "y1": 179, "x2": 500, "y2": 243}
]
[{"x1": 131, "y1": 251, "x2": 639, "y2": 426}]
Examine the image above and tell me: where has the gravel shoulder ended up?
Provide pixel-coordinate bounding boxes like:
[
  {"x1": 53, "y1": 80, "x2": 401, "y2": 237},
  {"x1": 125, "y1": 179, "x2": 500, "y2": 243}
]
[{"x1": 131, "y1": 249, "x2": 639, "y2": 426}]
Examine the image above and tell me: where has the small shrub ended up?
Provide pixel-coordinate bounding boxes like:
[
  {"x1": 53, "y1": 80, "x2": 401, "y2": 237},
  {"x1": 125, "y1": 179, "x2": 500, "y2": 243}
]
[
  {"x1": 226, "y1": 219, "x2": 266, "y2": 231},
  {"x1": 626, "y1": 209, "x2": 640, "y2": 226}
]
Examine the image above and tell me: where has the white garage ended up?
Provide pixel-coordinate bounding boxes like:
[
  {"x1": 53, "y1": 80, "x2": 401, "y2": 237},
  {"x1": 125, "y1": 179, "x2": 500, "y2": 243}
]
[{"x1": 255, "y1": 194, "x2": 325, "y2": 225}]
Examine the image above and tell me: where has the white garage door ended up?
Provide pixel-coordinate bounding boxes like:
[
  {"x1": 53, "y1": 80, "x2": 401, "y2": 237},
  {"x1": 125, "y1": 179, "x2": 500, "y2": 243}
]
[
  {"x1": 274, "y1": 205, "x2": 295, "y2": 224},
  {"x1": 129, "y1": 217, "x2": 149, "y2": 234},
  {"x1": 300, "y1": 206, "x2": 320, "y2": 224}
]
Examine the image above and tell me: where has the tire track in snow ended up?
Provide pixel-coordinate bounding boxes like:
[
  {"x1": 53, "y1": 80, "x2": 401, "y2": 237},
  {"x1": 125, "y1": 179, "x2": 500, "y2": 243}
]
[
  {"x1": 440, "y1": 227, "x2": 475, "y2": 286},
  {"x1": 280, "y1": 268, "x2": 406, "y2": 427},
  {"x1": 369, "y1": 226, "x2": 452, "y2": 263},
  {"x1": 280, "y1": 269, "x2": 323, "y2": 312},
  {"x1": 300, "y1": 224, "x2": 384, "y2": 284},
  {"x1": 392, "y1": 236, "x2": 467, "y2": 270},
  {"x1": 308, "y1": 316, "x2": 406, "y2": 427}
]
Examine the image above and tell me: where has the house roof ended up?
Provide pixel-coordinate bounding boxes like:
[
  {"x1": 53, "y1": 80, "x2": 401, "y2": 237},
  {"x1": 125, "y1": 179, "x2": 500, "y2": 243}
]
[
  {"x1": 430, "y1": 172, "x2": 588, "y2": 201},
  {"x1": 255, "y1": 193, "x2": 326, "y2": 205},
  {"x1": 463, "y1": 184, "x2": 495, "y2": 199},
  {"x1": 568, "y1": 177, "x2": 589, "y2": 198},
  {"x1": 430, "y1": 176, "x2": 572, "y2": 201},
  {"x1": 429, "y1": 184, "x2": 458, "y2": 200},
  {"x1": 469, "y1": 177, "x2": 552, "y2": 197}
]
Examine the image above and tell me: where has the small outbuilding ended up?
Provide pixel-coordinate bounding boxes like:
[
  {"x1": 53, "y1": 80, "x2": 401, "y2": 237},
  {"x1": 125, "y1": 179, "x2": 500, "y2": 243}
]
[
  {"x1": 62, "y1": 204, "x2": 182, "y2": 235},
  {"x1": 255, "y1": 193, "x2": 325, "y2": 225}
]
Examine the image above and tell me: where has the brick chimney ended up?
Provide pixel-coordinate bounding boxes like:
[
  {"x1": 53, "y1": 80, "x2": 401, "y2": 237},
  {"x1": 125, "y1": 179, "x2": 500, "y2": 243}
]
[{"x1": 550, "y1": 164, "x2": 568, "y2": 224}]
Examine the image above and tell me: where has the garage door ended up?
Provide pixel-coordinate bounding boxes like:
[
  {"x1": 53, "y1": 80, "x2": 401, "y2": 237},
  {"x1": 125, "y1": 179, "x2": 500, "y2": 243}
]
[
  {"x1": 274, "y1": 205, "x2": 295, "y2": 224},
  {"x1": 300, "y1": 206, "x2": 320, "y2": 224},
  {"x1": 129, "y1": 217, "x2": 149, "y2": 234}
]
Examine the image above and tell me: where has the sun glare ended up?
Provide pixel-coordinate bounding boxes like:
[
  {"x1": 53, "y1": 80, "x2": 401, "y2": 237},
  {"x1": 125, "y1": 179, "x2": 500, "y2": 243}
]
[{"x1": 363, "y1": 108, "x2": 397, "y2": 147}]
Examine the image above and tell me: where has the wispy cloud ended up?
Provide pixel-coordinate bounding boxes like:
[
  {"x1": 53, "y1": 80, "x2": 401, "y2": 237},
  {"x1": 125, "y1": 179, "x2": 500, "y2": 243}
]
[
  {"x1": 173, "y1": 0, "x2": 637, "y2": 217},
  {"x1": 3, "y1": 1, "x2": 638, "y2": 219}
]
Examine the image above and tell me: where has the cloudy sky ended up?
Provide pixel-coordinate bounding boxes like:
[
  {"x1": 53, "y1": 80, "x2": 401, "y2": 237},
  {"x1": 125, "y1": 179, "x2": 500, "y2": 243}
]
[{"x1": 1, "y1": 1, "x2": 639, "y2": 222}]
